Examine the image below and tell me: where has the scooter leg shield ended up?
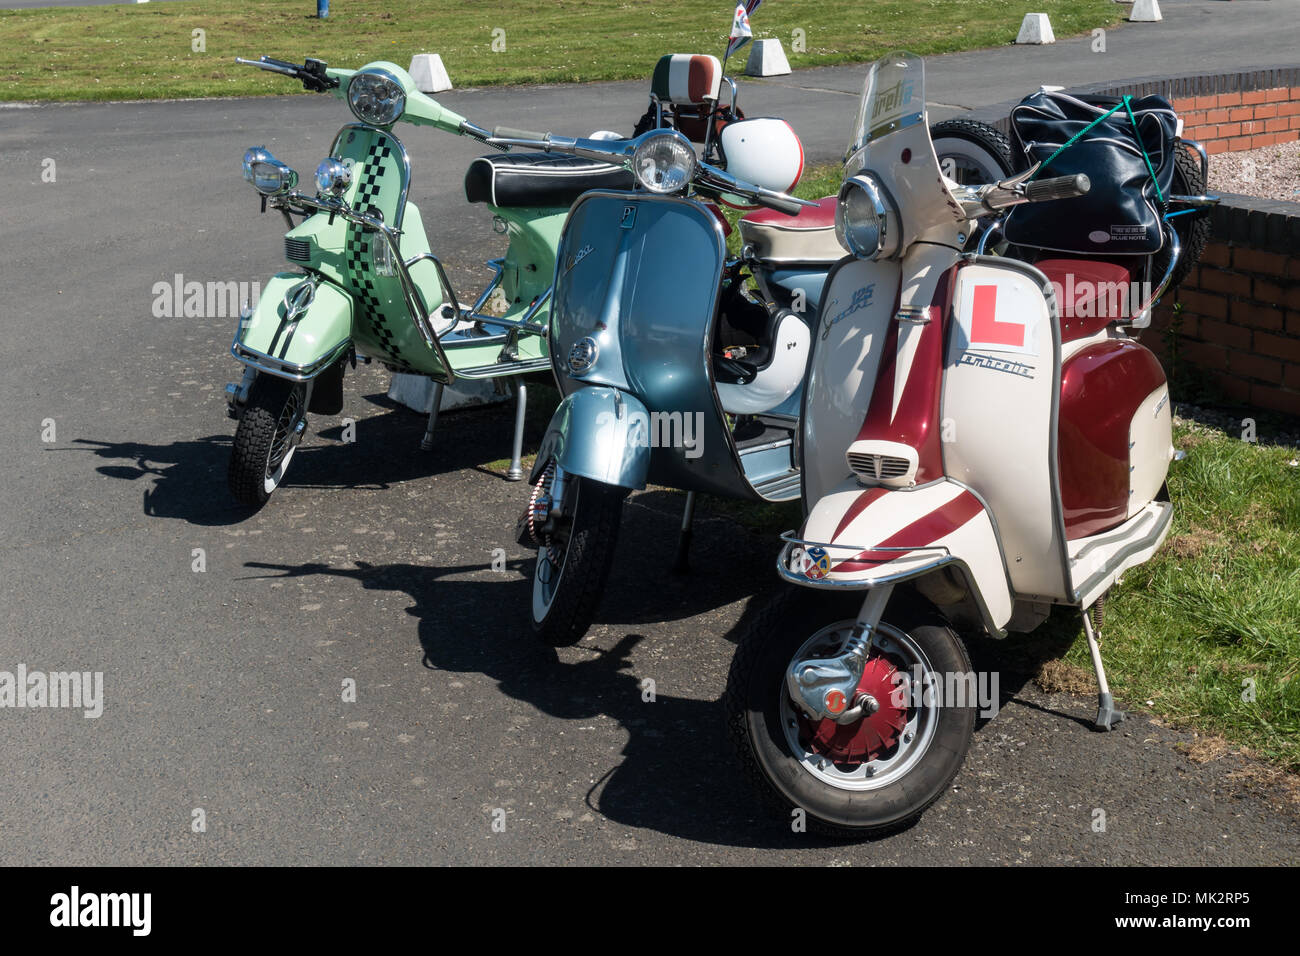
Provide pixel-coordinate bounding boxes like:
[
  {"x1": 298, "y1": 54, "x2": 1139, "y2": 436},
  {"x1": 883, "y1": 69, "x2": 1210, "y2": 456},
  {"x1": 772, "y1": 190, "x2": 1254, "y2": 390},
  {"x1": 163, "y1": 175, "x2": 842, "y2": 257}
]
[
  {"x1": 785, "y1": 478, "x2": 1015, "y2": 635},
  {"x1": 234, "y1": 273, "x2": 353, "y2": 379},
  {"x1": 529, "y1": 386, "x2": 652, "y2": 490}
]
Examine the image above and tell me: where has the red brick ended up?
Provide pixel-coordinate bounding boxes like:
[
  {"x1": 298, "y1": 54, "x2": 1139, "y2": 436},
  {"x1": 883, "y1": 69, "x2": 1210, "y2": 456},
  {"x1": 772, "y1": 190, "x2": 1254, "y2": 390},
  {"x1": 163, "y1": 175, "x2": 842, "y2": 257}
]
[
  {"x1": 1285, "y1": 364, "x2": 1300, "y2": 391},
  {"x1": 1178, "y1": 288, "x2": 1229, "y2": 319},
  {"x1": 1209, "y1": 371, "x2": 1252, "y2": 402},
  {"x1": 1206, "y1": 108, "x2": 1231, "y2": 124},
  {"x1": 1254, "y1": 104, "x2": 1279, "y2": 120},
  {"x1": 1230, "y1": 107, "x2": 1254, "y2": 122},
  {"x1": 1201, "y1": 243, "x2": 1232, "y2": 269},
  {"x1": 1215, "y1": 123, "x2": 1242, "y2": 139},
  {"x1": 1200, "y1": 317, "x2": 1254, "y2": 350},
  {"x1": 1231, "y1": 299, "x2": 1284, "y2": 330},
  {"x1": 1288, "y1": 311, "x2": 1300, "y2": 334},
  {"x1": 1200, "y1": 270, "x2": 1252, "y2": 298},
  {"x1": 1172, "y1": 96, "x2": 1196, "y2": 112},
  {"x1": 1218, "y1": 93, "x2": 1242, "y2": 108},
  {"x1": 1288, "y1": 259, "x2": 1300, "y2": 281},
  {"x1": 1290, "y1": 116, "x2": 1300, "y2": 130},
  {"x1": 1254, "y1": 332, "x2": 1300, "y2": 364},
  {"x1": 1180, "y1": 340, "x2": 1229, "y2": 371},
  {"x1": 1208, "y1": 140, "x2": 1230, "y2": 156},
  {"x1": 1250, "y1": 134, "x2": 1281, "y2": 148},
  {"x1": 1241, "y1": 120, "x2": 1261, "y2": 134},
  {"x1": 1234, "y1": 248, "x2": 1287, "y2": 275},
  {"x1": 1265, "y1": 88, "x2": 1291, "y2": 103},
  {"x1": 1250, "y1": 384, "x2": 1300, "y2": 417},
  {"x1": 1243, "y1": 90, "x2": 1270, "y2": 105},
  {"x1": 1279, "y1": 101, "x2": 1300, "y2": 117},
  {"x1": 1229, "y1": 351, "x2": 1284, "y2": 384},
  {"x1": 1254, "y1": 279, "x2": 1287, "y2": 306},
  {"x1": 1266, "y1": 117, "x2": 1290, "y2": 133}
]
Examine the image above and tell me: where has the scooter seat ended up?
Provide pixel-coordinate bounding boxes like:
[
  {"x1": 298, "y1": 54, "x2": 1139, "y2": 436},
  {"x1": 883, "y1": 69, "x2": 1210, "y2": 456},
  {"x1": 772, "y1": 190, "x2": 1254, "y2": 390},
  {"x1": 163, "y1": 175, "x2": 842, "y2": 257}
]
[
  {"x1": 737, "y1": 196, "x2": 843, "y2": 264},
  {"x1": 464, "y1": 153, "x2": 635, "y2": 209},
  {"x1": 1035, "y1": 258, "x2": 1137, "y2": 342}
]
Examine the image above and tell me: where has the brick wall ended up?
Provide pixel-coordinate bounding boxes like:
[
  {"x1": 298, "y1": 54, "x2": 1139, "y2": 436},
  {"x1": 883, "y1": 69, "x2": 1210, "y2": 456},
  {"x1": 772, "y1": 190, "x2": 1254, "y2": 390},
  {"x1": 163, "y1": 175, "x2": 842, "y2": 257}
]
[
  {"x1": 1146, "y1": 194, "x2": 1300, "y2": 418},
  {"x1": 1172, "y1": 87, "x2": 1300, "y2": 155}
]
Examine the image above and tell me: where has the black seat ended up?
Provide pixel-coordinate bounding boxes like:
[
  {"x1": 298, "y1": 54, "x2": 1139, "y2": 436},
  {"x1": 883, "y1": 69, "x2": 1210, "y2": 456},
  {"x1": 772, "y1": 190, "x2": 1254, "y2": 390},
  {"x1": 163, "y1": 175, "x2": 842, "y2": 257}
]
[{"x1": 464, "y1": 153, "x2": 635, "y2": 208}]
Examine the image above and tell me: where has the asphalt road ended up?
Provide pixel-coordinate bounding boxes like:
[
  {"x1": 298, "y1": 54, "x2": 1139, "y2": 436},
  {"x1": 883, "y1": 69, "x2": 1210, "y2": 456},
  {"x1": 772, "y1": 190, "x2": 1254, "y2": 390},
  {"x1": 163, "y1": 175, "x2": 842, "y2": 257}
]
[{"x1": 1, "y1": 0, "x2": 1297, "y2": 865}]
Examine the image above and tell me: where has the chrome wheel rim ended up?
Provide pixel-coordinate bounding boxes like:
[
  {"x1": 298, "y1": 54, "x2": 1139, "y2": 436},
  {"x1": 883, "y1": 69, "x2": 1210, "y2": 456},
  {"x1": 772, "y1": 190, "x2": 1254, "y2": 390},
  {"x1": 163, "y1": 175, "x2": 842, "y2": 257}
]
[
  {"x1": 779, "y1": 621, "x2": 939, "y2": 792},
  {"x1": 263, "y1": 388, "x2": 304, "y2": 495},
  {"x1": 531, "y1": 473, "x2": 575, "y2": 622}
]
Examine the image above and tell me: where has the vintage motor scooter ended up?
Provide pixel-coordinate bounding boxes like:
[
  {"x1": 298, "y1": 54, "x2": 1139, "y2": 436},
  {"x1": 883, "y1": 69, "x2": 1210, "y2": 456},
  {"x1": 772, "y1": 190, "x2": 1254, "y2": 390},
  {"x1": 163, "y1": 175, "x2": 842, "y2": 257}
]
[
  {"x1": 726, "y1": 52, "x2": 1214, "y2": 836},
  {"x1": 491, "y1": 51, "x2": 842, "y2": 647},
  {"x1": 224, "y1": 56, "x2": 631, "y2": 506}
]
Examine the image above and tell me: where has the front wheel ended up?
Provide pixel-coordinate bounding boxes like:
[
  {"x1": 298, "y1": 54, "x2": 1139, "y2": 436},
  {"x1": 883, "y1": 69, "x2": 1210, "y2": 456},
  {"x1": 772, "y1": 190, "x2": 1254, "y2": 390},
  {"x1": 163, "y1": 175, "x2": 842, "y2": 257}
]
[
  {"x1": 726, "y1": 588, "x2": 976, "y2": 837},
  {"x1": 529, "y1": 466, "x2": 624, "y2": 646},
  {"x1": 227, "y1": 374, "x2": 307, "y2": 507}
]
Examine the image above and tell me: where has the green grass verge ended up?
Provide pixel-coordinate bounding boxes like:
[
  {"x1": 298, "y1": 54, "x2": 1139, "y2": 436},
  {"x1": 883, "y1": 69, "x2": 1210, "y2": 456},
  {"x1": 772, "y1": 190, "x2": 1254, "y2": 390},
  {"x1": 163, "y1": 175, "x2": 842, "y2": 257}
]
[{"x1": 1, "y1": 0, "x2": 1119, "y2": 103}]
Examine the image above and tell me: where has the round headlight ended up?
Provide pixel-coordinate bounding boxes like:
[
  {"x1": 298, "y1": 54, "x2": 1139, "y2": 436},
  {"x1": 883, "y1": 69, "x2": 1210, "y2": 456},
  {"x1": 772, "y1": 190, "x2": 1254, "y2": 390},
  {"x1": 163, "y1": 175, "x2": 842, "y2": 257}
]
[
  {"x1": 243, "y1": 146, "x2": 274, "y2": 184},
  {"x1": 249, "y1": 159, "x2": 298, "y2": 197},
  {"x1": 835, "y1": 173, "x2": 898, "y2": 260},
  {"x1": 315, "y1": 158, "x2": 353, "y2": 196},
  {"x1": 631, "y1": 131, "x2": 696, "y2": 195},
  {"x1": 348, "y1": 70, "x2": 406, "y2": 126}
]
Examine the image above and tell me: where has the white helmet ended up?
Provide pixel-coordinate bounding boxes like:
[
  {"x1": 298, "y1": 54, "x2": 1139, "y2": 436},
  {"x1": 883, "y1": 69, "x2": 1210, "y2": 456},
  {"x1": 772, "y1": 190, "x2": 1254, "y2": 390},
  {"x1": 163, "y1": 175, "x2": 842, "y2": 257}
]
[{"x1": 717, "y1": 117, "x2": 805, "y2": 209}]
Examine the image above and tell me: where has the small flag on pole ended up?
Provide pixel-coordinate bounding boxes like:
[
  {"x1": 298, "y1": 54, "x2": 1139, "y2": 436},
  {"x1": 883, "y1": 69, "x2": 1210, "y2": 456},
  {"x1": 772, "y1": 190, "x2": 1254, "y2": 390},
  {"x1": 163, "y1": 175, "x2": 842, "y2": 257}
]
[{"x1": 726, "y1": 3, "x2": 754, "y2": 60}]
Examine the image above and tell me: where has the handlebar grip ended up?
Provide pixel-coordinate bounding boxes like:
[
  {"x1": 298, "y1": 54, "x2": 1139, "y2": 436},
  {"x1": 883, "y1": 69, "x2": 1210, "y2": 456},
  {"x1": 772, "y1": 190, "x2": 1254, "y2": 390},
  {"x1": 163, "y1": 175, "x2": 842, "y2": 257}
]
[
  {"x1": 1025, "y1": 173, "x2": 1090, "y2": 203},
  {"x1": 493, "y1": 126, "x2": 549, "y2": 141}
]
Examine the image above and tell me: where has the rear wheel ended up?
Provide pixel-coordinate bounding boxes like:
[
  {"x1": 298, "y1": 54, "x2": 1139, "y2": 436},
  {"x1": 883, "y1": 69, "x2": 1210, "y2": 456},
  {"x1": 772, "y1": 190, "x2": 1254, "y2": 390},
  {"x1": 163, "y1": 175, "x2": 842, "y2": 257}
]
[
  {"x1": 529, "y1": 466, "x2": 624, "y2": 646},
  {"x1": 930, "y1": 118, "x2": 1016, "y2": 186},
  {"x1": 228, "y1": 374, "x2": 306, "y2": 507},
  {"x1": 1158, "y1": 146, "x2": 1212, "y2": 295},
  {"x1": 726, "y1": 588, "x2": 976, "y2": 837}
]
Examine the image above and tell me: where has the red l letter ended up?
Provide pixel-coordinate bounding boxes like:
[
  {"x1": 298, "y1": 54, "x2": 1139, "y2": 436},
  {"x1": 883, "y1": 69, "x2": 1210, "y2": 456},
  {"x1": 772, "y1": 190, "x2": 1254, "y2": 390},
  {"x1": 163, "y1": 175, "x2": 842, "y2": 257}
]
[{"x1": 970, "y1": 284, "x2": 1024, "y2": 347}]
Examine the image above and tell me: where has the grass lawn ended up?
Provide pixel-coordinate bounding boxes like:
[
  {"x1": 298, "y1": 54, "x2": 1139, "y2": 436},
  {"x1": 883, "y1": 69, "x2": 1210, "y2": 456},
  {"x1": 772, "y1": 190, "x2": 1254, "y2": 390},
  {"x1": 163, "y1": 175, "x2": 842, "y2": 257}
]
[{"x1": 0, "y1": 0, "x2": 1120, "y2": 103}]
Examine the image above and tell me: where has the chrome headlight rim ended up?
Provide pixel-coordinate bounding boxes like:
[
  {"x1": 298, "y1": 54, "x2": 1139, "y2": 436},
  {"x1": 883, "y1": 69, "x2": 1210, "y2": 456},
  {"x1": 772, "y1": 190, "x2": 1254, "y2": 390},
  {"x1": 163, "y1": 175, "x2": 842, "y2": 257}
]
[
  {"x1": 314, "y1": 157, "x2": 353, "y2": 197},
  {"x1": 246, "y1": 155, "x2": 299, "y2": 197},
  {"x1": 347, "y1": 69, "x2": 407, "y2": 127},
  {"x1": 835, "y1": 172, "x2": 897, "y2": 260},
  {"x1": 630, "y1": 129, "x2": 697, "y2": 195},
  {"x1": 242, "y1": 146, "x2": 274, "y2": 185}
]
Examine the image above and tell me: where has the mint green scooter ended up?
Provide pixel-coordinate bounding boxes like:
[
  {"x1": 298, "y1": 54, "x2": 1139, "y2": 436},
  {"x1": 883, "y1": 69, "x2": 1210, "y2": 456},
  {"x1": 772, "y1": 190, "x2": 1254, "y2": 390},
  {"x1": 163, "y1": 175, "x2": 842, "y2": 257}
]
[{"x1": 225, "y1": 56, "x2": 631, "y2": 506}]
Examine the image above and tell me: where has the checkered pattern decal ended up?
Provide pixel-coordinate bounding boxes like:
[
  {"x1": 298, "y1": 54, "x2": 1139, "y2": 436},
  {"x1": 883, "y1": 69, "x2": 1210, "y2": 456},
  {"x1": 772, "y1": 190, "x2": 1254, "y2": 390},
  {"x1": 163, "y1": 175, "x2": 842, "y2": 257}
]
[{"x1": 344, "y1": 137, "x2": 418, "y2": 372}]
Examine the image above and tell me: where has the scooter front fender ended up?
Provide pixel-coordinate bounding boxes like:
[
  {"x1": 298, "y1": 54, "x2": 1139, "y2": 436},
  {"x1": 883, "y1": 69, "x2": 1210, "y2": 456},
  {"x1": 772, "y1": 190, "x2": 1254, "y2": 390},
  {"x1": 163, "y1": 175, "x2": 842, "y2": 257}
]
[
  {"x1": 530, "y1": 386, "x2": 651, "y2": 490},
  {"x1": 233, "y1": 273, "x2": 352, "y2": 381},
  {"x1": 779, "y1": 478, "x2": 1015, "y2": 635}
]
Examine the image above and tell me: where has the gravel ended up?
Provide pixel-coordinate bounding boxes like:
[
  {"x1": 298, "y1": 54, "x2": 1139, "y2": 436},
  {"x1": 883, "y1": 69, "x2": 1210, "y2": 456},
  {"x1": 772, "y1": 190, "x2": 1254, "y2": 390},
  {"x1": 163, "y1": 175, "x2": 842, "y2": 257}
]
[
  {"x1": 1174, "y1": 403, "x2": 1300, "y2": 450},
  {"x1": 1207, "y1": 138, "x2": 1300, "y2": 202}
]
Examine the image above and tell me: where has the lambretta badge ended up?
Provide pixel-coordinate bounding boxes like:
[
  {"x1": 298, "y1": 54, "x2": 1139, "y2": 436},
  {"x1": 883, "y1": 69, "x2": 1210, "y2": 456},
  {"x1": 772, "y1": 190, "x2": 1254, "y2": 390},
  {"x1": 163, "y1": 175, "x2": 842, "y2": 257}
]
[
  {"x1": 959, "y1": 352, "x2": 1034, "y2": 378},
  {"x1": 565, "y1": 244, "x2": 594, "y2": 274}
]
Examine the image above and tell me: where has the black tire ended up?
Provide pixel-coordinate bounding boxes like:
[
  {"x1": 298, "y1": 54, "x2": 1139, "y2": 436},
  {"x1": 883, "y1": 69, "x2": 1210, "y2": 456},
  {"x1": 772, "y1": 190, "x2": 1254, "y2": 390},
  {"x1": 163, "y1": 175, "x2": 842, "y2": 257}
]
[
  {"x1": 726, "y1": 587, "x2": 976, "y2": 838},
  {"x1": 531, "y1": 474, "x2": 624, "y2": 646},
  {"x1": 227, "y1": 374, "x2": 306, "y2": 508},
  {"x1": 930, "y1": 118, "x2": 1017, "y2": 186},
  {"x1": 1157, "y1": 146, "x2": 1212, "y2": 295}
]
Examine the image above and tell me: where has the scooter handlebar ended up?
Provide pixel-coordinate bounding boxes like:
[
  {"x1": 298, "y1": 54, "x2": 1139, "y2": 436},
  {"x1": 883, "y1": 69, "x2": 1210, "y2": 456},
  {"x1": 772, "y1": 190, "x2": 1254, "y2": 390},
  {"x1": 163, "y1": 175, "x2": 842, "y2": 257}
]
[
  {"x1": 1024, "y1": 173, "x2": 1090, "y2": 203},
  {"x1": 492, "y1": 126, "x2": 551, "y2": 143}
]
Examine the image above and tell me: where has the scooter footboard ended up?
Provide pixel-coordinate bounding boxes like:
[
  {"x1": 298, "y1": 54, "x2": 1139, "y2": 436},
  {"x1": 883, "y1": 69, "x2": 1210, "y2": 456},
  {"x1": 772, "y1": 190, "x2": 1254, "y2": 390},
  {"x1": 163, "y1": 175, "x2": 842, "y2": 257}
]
[
  {"x1": 529, "y1": 386, "x2": 652, "y2": 490},
  {"x1": 779, "y1": 478, "x2": 1015, "y2": 634}
]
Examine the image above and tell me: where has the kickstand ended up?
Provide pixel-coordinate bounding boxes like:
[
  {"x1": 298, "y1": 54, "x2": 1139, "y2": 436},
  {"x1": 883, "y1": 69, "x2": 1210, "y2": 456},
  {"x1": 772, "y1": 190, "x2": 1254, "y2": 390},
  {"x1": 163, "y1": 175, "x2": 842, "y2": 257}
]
[
  {"x1": 506, "y1": 379, "x2": 527, "y2": 481},
  {"x1": 420, "y1": 382, "x2": 445, "y2": 451},
  {"x1": 672, "y1": 491, "x2": 696, "y2": 574},
  {"x1": 1082, "y1": 602, "x2": 1125, "y2": 731}
]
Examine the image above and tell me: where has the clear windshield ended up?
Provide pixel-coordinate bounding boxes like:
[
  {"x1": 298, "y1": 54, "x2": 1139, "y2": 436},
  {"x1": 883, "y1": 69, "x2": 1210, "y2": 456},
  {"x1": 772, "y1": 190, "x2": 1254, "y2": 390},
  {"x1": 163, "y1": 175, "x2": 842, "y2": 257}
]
[
  {"x1": 844, "y1": 52, "x2": 963, "y2": 241},
  {"x1": 845, "y1": 52, "x2": 926, "y2": 173}
]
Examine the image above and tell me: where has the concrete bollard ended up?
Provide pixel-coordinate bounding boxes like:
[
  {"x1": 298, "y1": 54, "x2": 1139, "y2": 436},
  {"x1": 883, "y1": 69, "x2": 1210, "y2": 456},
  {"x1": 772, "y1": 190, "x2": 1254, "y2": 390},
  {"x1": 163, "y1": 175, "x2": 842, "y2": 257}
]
[
  {"x1": 744, "y1": 38, "x2": 792, "y2": 77},
  {"x1": 1015, "y1": 13, "x2": 1056, "y2": 45},
  {"x1": 1130, "y1": 0, "x2": 1162, "y2": 22},
  {"x1": 409, "y1": 54, "x2": 453, "y2": 94}
]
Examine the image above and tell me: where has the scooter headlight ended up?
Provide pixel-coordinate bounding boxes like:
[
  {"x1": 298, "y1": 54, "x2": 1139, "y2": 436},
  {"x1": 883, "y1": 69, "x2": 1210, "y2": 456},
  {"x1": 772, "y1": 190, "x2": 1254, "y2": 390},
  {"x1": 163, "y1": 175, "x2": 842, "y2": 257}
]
[
  {"x1": 243, "y1": 147, "x2": 298, "y2": 197},
  {"x1": 315, "y1": 158, "x2": 352, "y2": 196},
  {"x1": 835, "y1": 173, "x2": 900, "y2": 260},
  {"x1": 631, "y1": 130, "x2": 696, "y2": 195},
  {"x1": 348, "y1": 70, "x2": 406, "y2": 127}
]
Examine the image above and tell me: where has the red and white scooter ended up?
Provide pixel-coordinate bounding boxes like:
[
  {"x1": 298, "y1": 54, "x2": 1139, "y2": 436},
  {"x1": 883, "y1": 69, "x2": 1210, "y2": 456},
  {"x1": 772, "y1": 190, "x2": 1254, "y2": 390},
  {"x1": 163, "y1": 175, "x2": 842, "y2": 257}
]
[{"x1": 726, "y1": 52, "x2": 1204, "y2": 836}]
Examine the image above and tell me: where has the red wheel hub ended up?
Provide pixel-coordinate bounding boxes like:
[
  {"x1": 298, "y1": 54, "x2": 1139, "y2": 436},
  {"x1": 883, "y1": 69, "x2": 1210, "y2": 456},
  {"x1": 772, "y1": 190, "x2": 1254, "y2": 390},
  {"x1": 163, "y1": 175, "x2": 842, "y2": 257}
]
[{"x1": 798, "y1": 655, "x2": 909, "y2": 764}]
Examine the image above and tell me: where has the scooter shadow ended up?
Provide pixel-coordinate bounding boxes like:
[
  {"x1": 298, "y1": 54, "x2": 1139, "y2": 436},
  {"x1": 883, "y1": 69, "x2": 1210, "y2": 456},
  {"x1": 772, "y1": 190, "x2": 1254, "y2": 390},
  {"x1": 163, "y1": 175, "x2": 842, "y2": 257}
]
[
  {"x1": 243, "y1": 555, "x2": 884, "y2": 849},
  {"x1": 69, "y1": 396, "x2": 532, "y2": 528}
]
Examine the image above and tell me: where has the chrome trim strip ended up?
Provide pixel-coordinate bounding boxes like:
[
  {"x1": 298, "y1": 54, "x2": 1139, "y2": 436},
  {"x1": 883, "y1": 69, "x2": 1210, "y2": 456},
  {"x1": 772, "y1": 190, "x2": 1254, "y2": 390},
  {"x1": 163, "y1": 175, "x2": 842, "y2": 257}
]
[
  {"x1": 232, "y1": 338, "x2": 351, "y2": 382},
  {"x1": 453, "y1": 357, "x2": 552, "y2": 380},
  {"x1": 1071, "y1": 502, "x2": 1172, "y2": 602}
]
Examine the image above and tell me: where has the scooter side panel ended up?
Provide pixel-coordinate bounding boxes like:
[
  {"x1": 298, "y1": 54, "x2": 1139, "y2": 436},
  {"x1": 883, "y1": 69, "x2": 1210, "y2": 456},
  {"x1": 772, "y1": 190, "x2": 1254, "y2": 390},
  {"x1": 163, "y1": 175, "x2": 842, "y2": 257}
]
[
  {"x1": 941, "y1": 259, "x2": 1072, "y2": 602},
  {"x1": 237, "y1": 273, "x2": 352, "y2": 375},
  {"x1": 530, "y1": 386, "x2": 652, "y2": 490},
  {"x1": 802, "y1": 257, "x2": 901, "y2": 508},
  {"x1": 790, "y1": 476, "x2": 1013, "y2": 630}
]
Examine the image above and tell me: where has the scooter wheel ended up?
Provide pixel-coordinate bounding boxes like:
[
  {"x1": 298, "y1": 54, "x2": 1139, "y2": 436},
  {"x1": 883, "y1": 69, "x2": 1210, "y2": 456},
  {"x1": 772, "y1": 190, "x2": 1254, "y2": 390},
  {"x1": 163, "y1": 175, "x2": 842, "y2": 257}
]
[
  {"x1": 227, "y1": 374, "x2": 306, "y2": 508},
  {"x1": 726, "y1": 588, "x2": 976, "y2": 838},
  {"x1": 531, "y1": 474, "x2": 624, "y2": 646}
]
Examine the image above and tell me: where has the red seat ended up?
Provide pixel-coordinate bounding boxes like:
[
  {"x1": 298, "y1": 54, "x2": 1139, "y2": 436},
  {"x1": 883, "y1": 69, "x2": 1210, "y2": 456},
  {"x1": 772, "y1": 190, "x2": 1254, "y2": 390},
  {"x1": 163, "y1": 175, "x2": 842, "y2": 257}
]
[{"x1": 1035, "y1": 258, "x2": 1137, "y2": 343}]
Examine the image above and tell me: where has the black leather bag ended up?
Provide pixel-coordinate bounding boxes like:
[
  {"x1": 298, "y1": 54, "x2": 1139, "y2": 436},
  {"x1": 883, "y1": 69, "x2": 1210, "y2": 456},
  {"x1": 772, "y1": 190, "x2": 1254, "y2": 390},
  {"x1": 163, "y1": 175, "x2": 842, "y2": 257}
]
[{"x1": 1005, "y1": 89, "x2": 1179, "y2": 255}]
